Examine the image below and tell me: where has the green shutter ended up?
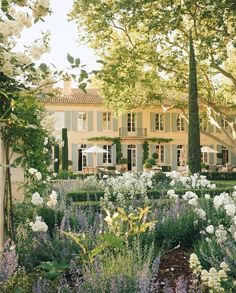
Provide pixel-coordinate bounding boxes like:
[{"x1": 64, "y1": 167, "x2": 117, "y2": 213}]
[
  {"x1": 112, "y1": 144, "x2": 116, "y2": 165},
  {"x1": 137, "y1": 112, "x2": 142, "y2": 136},
  {"x1": 72, "y1": 144, "x2": 78, "y2": 171},
  {"x1": 217, "y1": 145, "x2": 222, "y2": 164},
  {"x1": 165, "y1": 144, "x2": 171, "y2": 165},
  {"x1": 122, "y1": 144, "x2": 127, "y2": 159},
  {"x1": 97, "y1": 144, "x2": 103, "y2": 166},
  {"x1": 65, "y1": 111, "x2": 72, "y2": 130},
  {"x1": 150, "y1": 112, "x2": 156, "y2": 132},
  {"x1": 121, "y1": 114, "x2": 128, "y2": 136},
  {"x1": 88, "y1": 111, "x2": 94, "y2": 131},
  {"x1": 231, "y1": 150, "x2": 236, "y2": 165},
  {"x1": 87, "y1": 144, "x2": 93, "y2": 167},
  {"x1": 209, "y1": 145, "x2": 215, "y2": 164},
  {"x1": 97, "y1": 111, "x2": 103, "y2": 131},
  {"x1": 165, "y1": 113, "x2": 171, "y2": 132},
  {"x1": 113, "y1": 117, "x2": 118, "y2": 132},
  {"x1": 136, "y1": 144, "x2": 143, "y2": 172},
  {"x1": 172, "y1": 145, "x2": 177, "y2": 170},
  {"x1": 172, "y1": 113, "x2": 177, "y2": 132},
  {"x1": 72, "y1": 111, "x2": 78, "y2": 132}
]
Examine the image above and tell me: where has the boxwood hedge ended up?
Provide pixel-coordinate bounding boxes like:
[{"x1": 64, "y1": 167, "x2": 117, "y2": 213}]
[{"x1": 67, "y1": 186, "x2": 234, "y2": 202}]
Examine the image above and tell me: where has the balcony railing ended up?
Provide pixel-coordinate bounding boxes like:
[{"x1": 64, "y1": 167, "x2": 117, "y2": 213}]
[{"x1": 119, "y1": 128, "x2": 147, "y2": 137}]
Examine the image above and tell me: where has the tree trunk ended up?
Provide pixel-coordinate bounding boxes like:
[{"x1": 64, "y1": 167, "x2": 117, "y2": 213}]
[
  {"x1": 0, "y1": 127, "x2": 6, "y2": 259},
  {"x1": 188, "y1": 33, "x2": 201, "y2": 173}
]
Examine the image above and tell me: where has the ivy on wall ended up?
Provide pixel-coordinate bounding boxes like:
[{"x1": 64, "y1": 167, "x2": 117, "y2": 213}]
[
  {"x1": 142, "y1": 141, "x2": 149, "y2": 164},
  {"x1": 87, "y1": 136, "x2": 122, "y2": 163}
]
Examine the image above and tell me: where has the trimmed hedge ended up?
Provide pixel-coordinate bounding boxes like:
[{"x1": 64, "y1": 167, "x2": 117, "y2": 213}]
[
  {"x1": 201, "y1": 172, "x2": 236, "y2": 180},
  {"x1": 67, "y1": 186, "x2": 234, "y2": 202},
  {"x1": 67, "y1": 191, "x2": 104, "y2": 202}
]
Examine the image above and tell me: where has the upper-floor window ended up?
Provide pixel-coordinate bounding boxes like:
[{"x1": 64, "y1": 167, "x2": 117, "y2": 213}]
[
  {"x1": 54, "y1": 112, "x2": 65, "y2": 130},
  {"x1": 155, "y1": 114, "x2": 164, "y2": 131},
  {"x1": 177, "y1": 114, "x2": 185, "y2": 131},
  {"x1": 156, "y1": 145, "x2": 165, "y2": 164},
  {"x1": 127, "y1": 113, "x2": 136, "y2": 132},
  {"x1": 103, "y1": 112, "x2": 112, "y2": 130},
  {"x1": 103, "y1": 145, "x2": 112, "y2": 164},
  {"x1": 221, "y1": 118, "x2": 228, "y2": 129},
  {"x1": 78, "y1": 112, "x2": 87, "y2": 130}
]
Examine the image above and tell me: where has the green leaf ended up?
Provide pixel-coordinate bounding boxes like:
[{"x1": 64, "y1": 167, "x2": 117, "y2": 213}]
[
  {"x1": 67, "y1": 53, "x2": 74, "y2": 64},
  {"x1": 96, "y1": 59, "x2": 106, "y2": 65},
  {"x1": 79, "y1": 83, "x2": 87, "y2": 92},
  {"x1": 103, "y1": 232, "x2": 124, "y2": 248},
  {"x1": 75, "y1": 58, "x2": 81, "y2": 66},
  {"x1": 39, "y1": 63, "x2": 48, "y2": 73}
]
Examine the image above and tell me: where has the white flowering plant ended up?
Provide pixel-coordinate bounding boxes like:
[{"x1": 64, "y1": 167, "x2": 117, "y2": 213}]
[{"x1": 100, "y1": 172, "x2": 154, "y2": 209}]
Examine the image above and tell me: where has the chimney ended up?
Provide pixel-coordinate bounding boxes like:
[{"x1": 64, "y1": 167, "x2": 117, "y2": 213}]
[{"x1": 63, "y1": 77, "x2": 72, "y2": 95}]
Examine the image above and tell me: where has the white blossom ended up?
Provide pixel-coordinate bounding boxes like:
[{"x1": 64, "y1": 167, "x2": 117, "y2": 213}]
[
  {"x1": 31, "y1": 192, "x2": 43, "y2": 205},
  {"x1": 30, "y1": 216, "x2": 48, "y2": 232}
]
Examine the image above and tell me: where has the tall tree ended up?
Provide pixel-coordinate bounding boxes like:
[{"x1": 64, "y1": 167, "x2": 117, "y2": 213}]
[
  {"x1": 188, "y1": 33, "x2": 201, "y2": 173},
  {"x1": 71, "y1": 3, "x2": 236, "y2": 107}
]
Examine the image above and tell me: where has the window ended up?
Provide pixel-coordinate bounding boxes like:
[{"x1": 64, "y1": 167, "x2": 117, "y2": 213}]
[
  {"x1": 128, "y1": 144, "x2": 136, "y2": 169},
  {"x1": 201, "y1": 147, "x2": 209, "y2": 164},
  {"x1": 221, "y1": 118, "x2": 228, "y2": 129},
  {"x1": 222, "y1": 146, "x2": 229, "y2": 165},
  {"x1": 54, "y1": 112, "x2": 65, "y2": 130},
  {"x1": 127, "y1": 113, "x2": 136, "y2": 132},
  {"x1": 78, "y1": 112, "x2": 87, "y2": 130},
  {"x1": 103, "y1": 145, "x2": 112, "y2": 164},
  {"x1": 156, "y1": 145, "x2": 165, "y2": 164},
  {"x1": 177, "y1": 114, "x2": 185, "y2": 131},
  {"x1": 155, "y1": 114, "x2": 164, "y2": 131},
  {"x1": 177, "y1": 145, "x2": 186, "y2": 166},
  {"x1": 103, "y1": 112, "x2": 112, "y2": 130}
]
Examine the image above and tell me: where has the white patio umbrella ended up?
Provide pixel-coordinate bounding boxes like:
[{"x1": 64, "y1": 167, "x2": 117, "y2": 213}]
[
  {"x1": 201, "y1": 146, "x2": 219, "y2": 153},
  {"x1": 82, "y1": 146, "x2": 108, "y2": 171}
]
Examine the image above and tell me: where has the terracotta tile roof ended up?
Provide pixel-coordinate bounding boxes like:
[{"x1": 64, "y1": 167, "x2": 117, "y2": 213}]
[{"x1": 43, "y1": 88, "x2": 103, "y2": 104}]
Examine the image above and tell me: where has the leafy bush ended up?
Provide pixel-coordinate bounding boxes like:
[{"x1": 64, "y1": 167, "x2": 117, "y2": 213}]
[
  {"x1": 201, "y1": 172, "x2": 236, "y2": 180},
  {"x1": 155, "y1": 203, "x2": 203, "y2": 248},
  {"x1": 146, "y1": 158, "x2": 156, "y2": 166},
  {"x1": 152, "y1": 153, "x2": 158, "y2": 160},
  {"x1": 144, "y1": 162, "x2": 152, "y2": 169},
  {"x1": 118, "y1": 158, "x2": 128, "y2": 164},
  {"x1": 67, "y1": 186, "x2": 234, "y2": 202},
  {"x1": 57, "y1": 170, "x2": 76, "y2": 179}
]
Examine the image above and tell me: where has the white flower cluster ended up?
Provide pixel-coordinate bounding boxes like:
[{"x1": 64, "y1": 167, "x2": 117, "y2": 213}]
[
  {"x1": 31, "y1": 192, "x2": 43, "y2": 205},
  {"x1": 166, "y1": 172, "x2": 216, "y2": 189},
  {"x1": 47, "y1": 190, "x2": 58, "y2": 207},
  {"x1": 28, "y1": 168, "x2": 42, "y2": 181},
  {"x1": 190, "y1": 253, "x2": 229, "y2": 292},
  {"x1": 0, "y1": 1, "x2": 51, "y2": 78},
  {"x1": 31, "y1": 189, "x2": 58, "y2": 208},
  {"x1": 100, "y1": 172, "x2": 153, "y2": 208},
  {"x1": 30, "y1": 216, "x2": 48, "y2": 232}
]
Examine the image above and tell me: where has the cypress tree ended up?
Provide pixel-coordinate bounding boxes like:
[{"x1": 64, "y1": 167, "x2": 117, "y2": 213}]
[
  {"x1": 188, "y1": 33, "x2": 201, "y2": 173},
  {"x1": 54, "y1": 144, "x2": 60, "y2": 173},
  {"x1": 62, "y1": 128, "x2": 68, "y2": 171}
]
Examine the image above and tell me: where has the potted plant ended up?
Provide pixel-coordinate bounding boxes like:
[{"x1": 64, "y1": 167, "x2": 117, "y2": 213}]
[{"x1": 116, "y1": 158, "x2": 128, "y2": 172}]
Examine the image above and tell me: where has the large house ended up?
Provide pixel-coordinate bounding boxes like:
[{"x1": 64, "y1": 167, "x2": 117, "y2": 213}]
[{"x1": 43, "y1": 80, "x2": 236, "y2": 173}]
